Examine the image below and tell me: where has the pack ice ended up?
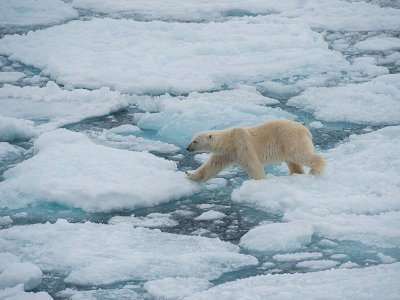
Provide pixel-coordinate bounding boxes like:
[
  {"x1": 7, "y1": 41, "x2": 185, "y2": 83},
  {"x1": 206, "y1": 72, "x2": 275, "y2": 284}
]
[{"x1": 0, "y1": 129, "x2": 198, "y2": 212}]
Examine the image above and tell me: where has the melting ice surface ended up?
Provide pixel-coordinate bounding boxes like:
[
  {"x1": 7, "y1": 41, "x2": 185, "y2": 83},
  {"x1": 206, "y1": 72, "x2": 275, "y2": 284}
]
[{"x1": 1, "y1": 1, "x2": 400, "y2": 299}]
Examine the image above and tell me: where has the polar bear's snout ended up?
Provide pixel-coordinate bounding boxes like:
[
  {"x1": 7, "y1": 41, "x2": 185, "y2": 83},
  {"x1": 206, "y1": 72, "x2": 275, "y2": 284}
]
[{"x1": 186, "y1": 142, "x2": 194, "y2": 151}]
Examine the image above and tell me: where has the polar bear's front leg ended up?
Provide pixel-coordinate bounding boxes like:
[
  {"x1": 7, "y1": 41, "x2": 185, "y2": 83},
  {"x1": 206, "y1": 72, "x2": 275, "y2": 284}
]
[
  {"x1": 242, "y1": 161, "x2": 266, "y2": 180},
  {"x1": 186, "y1": 154, "x2": 232, "y2": 182}
]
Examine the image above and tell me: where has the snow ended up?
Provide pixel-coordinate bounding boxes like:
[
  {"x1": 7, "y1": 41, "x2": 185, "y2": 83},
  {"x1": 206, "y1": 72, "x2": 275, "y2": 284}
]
[
  {"x1": 0, "y1": 82, "x2": 130, "y2": 132},
  {"x1": 0, "y1": 0, "x2": 78, "y2": 26},
  {"x1": 354, "y1": 36, "x2": 400, "y2": 52},
  {"x1": 296, "y1": 259, "x2": 340, "y2": 270},
  {"x1": 0, "y1": 18, "x2": 380, "y2": 95},
  {"x1": 377, "y1": 253, "x2": 397, "y2": 264},
  {"x1": 0, "y1": 115, "x2": 37, "y2": 142},
  {"x1": 0, "y1": 72, "x2": 25, "y2": 83},
  {"x1": 0, "y1": 129, "x2": 199, "y2": 212},
  {"x1": 109, "y1": 213, "x2": 178, "y2": 228},
  {"x1": 144, "y1": 277, "x2": 211, "y2": 300},
  {"x1": 0, "y1": 216, "x2": 13, "y2": 226},
  {"x1": 239, "y1": 221, "x2": 313, "y2": 252},
  {"x1": 136, "y1": 87, "x2": 293, "y2": 146},
  {"x1": 287, "y1": 74, "x2": 400, "y2": 125},
  {"x1": 233, "y1": 126, "x2": 400, "y2": 248},
  {"x1": 330, "y1": 254, "x2": 349, "y2": 260},
  {"x1": 187, "y1": 263, "x2": 400, "y2": 300},
  {"x1": 194, "y1": 211, "x2": 226, "y2": 221},
  {"x1": 0, "y1": 220, "x2": 258, "y2": 285},
  {"x1": 273, "y1": 252, "x2": 323, "y2": 262},
  {"x1": 0, "y1": 143, "x2": 23, "y2": 165},
  {"x1": 0, "y1": 253, "x2": 42, "y2": 290},
  {"x1": 0, "y1": 285, "x2": 53, "y2": 300},
  {"x1": 57, "y1": 288, "x2": 141, "y2": 300}
]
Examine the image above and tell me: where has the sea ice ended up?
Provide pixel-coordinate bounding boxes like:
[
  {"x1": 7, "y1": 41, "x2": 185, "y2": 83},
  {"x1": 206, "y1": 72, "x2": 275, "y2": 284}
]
[
  {"x1": 0, "y1": 284, "x2": 53, "y2": 300},
  {"x1": 0, "y1": 72, "x2": 25, "y2": 83},
  {"x1": 0, "y1": 220, "x2": 258, "y2": 285},
  {"x1": 232, "y1": 126, "x2": 400, "y2": 248},
  {"x1": 272, "y1": 252, "x2": 323, "y2": 262},
  {"x1": 354, "y1": 36, "x2": 400, "y2": 52},
  {"x1": 136, "y1": 87, "x2": 293, "y2": 146},
  {"x1": 186, "y1": 263, "x2": 400, "y2": 300},
  {"x1": 0, "y1": 0, "x2": 77, "y2": 26},
  {"x1": 0, "y1": 129, "x2": 198, "y2": 212},
  {"x1": 194, "y1": 211, "x2": 227, "y2": 221},
  {"x1": 109, "y1": 213, "x2": 179, "y2": 228},
  {"x1": 0, "y1": 253, "x2": 42, "y2": 291},
  {"x1": 0, "y1": 115, "x2": 37, "y2": 142},
  {"x1": 287, "y1": 74, "x2": 400, "y2": 125},
  {"x1": 296, "y1": 259, "x2": 340, "y2": 270},
  {"x1": 0, "y1": 18, "x2": 379, "y2": 94},
  {"x1": 239, "y1": 221, "x2": 313, "y2": 252},
  {"x1": 144, "y1": 277, "x2": 211, "y2": 300},
  {"x1": 57, "y1": 288, "x2": 142, "y2": 300},
  {"x1": 0, "y1": 216, "x2": 13, "y2": 226},
  {"x1": 0, "y1": 82, "x2": 130, "y2": 132}
]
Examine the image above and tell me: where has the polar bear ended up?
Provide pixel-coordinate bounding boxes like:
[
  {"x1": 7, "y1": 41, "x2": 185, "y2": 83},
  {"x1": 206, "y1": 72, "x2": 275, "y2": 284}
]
[{"x1": 186, "y1": 120, "x2": 324, "y2": 182}]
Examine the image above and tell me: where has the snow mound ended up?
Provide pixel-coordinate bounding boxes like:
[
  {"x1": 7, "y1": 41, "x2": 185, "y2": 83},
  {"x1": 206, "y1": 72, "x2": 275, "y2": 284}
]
[
  {"x1": 0, "y1": 220, "x2": 258, "y2": 285},
  {"x1": 0, "y1": 18, "x2": 379, "y2": 94},
  {"x1": 233, "y1": 126, "x2": 400, "y2": 248},
  {"x1": 287, "y1": 74, "x2": 400, "y2": 125},
  {"x1": 0, "y1": 0, "x2": 77, "y2": 26},
  {"x1": 239, "y1": 221, "x2": 313, "y2": 252},
  {"x1": 0, "y1": 82, "x2": 130, "y2": 132},
  {"x1": 187, "y1": 263, "x2": 400, "y2": 300},
  {"x1": 0, "y1": 129, "x2": 199, "y2": 212}
]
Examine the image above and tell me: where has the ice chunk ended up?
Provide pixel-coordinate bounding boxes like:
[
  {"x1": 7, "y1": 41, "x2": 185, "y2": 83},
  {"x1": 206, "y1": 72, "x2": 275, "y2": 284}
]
[
  {"x1": 287, "y1": 74, "x2": 400, "y2": 125},
  {"x1": 296, "y1": 259, "x2": 340, "y2": 270},
  {"x1": 0, "y1": 82, "x2": 130, "y2": 132},
  {"x1": 136, "y1": 87, "x2": 294, "y2": 146},
  {"x1": 195, "y1": 211, "x2": 226, "y2": 221},
  {"x1": 309, "y1": 121, "x2": 324, "y2": 129},
  {"x1": 330, "y1": 254, "x2": 349, "y2": 261},
  {"x1": 354, "y1": 36, "x2": 400, "y2": 52},
  {"x1": 0, "y1": 220, "x2": 258, "y2": 285},
  {"x1": 109, "y1": 213, "x2": 178, "y2": 228},
  {"x1": 0, "y1": 129, "x2": 198, "y2": 212},
  {"x1": 57, "y1": 288, "x2": 142, "y2": 300},
  {"x1": 187, "y1": 263, "x2": 400, "y2": 300},
  {"x1": 144, "y1": 277, "x2": 211, "y2": 300},
  {"x1": 0, "y1": 284, "x2": 53, "y2": 300},
  {"x1": 0, "y1": 115, "x2": 37, "y2": 142},
  {"x1": 85, "y1": 127, "x2": 179, "y2": 153},
  {"x1": 0, "y1": 253, "x2": 42, "y2": 290},
  {"x1": 377, "y1": 253, "x2": 397, "y2": 264},
  {"x1": 239, "y1": 221, "x2": 313, "y2": 252},
  {"x1": 233, "y1": 126, "x2": 400, "y2": 248},
  {"x1": 0, "y1": 142, "x2": 23, "y2": 164},
  {"x1": 273, "y1": 252, "x2": 323, "y2": 262},
  {"x1": 0, "y1": 18, "x2": 376, "y2": 94},
  {"x1": 108, "y1": 124, "x2": 141, "y2": 135},
  {"x1": 0, "y1": 216, "x2": 13, "y2": 226},
  {"x1": 0, "y1": 0, "x2": 77, "y2": 26},
  {"x1": 339, "y1": 261, "x2": 359, "y2": 269},
  {"x1": 0, "y1": 72, "x2": 25, "y2": 83}
]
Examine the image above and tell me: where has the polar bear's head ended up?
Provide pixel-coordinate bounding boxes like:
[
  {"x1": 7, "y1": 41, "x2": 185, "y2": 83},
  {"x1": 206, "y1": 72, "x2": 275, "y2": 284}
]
[{"x1": 186, "y1": 131, "x2": 215, "y2": 152}]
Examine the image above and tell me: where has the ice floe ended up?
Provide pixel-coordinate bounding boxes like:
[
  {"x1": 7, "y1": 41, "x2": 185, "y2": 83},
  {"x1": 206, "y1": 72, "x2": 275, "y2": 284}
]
[
  {"x1": 272, "y1": 252, "x2": 323, "y2": 262},
  {"x1": 144, "y1": 277, "x2": 211, "y2": 300},
  {"x1": 0, "y1": 129, "x2": 198, "y2": 212},
  {"x1": 194, "y1": 211, "x2": 226, "y2": 221},
  {"x1": 57, "y1": 288, "x2": 141, "y2": 300},
  {"x1": 0, "y1": 142, "x2": 23, "y2": 164},
  {"x1": 0, "y1": 115, "x2": 37, "y2": 142},
  {"x1": 0, "y1": 82, "x2": 130, "y2": 132},
  {"x1": 239, "y1": 221, "x2": 313, "y2": 252},
  {"x1": 296, "y1": 259, "x2": 340, "y2": 271},
  {"x1": 0, "y1": 71, "x2": 25, "y2": 83},
  {"x1": 0, "y1": 18, "x2": 382, "y2": 94},
  {"x1": 136, "y1": 87, "x2": 293, "y2": 146},
  {"x1": 354, "y1": 36, "x2": 400, "y2": 52},
  {"x1": 0, "y1": 284, "x2": 53, "y2": 300},
  {"x1": 187, "y1": 263, "x2": 400, "y2": 300},
  {"x1": 109, "y1": 213, "x2": 178, "y2": 228},
  {"x1": 0, "y1": 220, "x2": 258, "y2": 285},
  {"x1": 0, "y1": 0, "x2": 77, "y2": 26},
  {"x1": 233, "y1": 126, "x2": 400, "y2": 248},
  {"x1": 287, "y1": 74, "x2": 400, "y2": 125}
]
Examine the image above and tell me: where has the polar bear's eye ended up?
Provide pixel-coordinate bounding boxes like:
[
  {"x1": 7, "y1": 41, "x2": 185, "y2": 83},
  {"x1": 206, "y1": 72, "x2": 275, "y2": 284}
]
[{"x1": 193, "y1": 141, "x2": 197, "y2": 144}]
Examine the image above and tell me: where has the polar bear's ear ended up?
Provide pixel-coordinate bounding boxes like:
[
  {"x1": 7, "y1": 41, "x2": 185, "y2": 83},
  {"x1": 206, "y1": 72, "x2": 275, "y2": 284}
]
[{"x1": 209, "y1": 134, "x2": 212, "y2": 139}]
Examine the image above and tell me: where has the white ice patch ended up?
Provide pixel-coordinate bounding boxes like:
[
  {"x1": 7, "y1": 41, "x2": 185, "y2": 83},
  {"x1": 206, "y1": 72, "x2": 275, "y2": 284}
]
[
  {"x1": 0, "y1": 252, "x2": 43, "y2": 291},
  {"x1": 194, "y1": 211, "x2": 226, "y2": 221},
  {"x1": 144, "y1": 277, "x2": 211, "y2": 300},
  {"x1": 0, "y1": 0, "x2": 78, "y2": 26},
  {"x1": 0, "y1": 220, "x2": 258, "y2": 285},
  {"x1": 0, "y1": 216, "x2": 13, "y2": 226},
  {"x1": 57, "y1": 288, "x2": 142, "y2": 300},
  {"x1": 0, "y1": 18, "x2": 378, "y2": 94},
  {"x1": 136, "y1": 87, "x2": 293, "y2": 146},
  {"x1": 233, "y1": 126, "x2": 400, "y2": 248},
  {"x1": 287, "y1": 74, "x2": 400, "y2": 125},
  {"x1": 85, "y1": 127, "x2": 179, "y2": 153},
  {"x1": 354, "y1": 36, "x2": 400, "y2": 52},
  {"x1": 0, "y1": 129, "x2": 198, "y2": 212},
  {"x1": 0, "y1": 115, "x2": 37, "y2": 142},
  {"x1": 273, "y1": 252, "x2": 323, "y2": 262},
  {"x1": 187, "y1": 263, "x2": 400, "y2": 300},
  {"x1": 109, "y1": 213, "x2": 178, "y2": 228},
  {"x1": 0, "y1": 72, "x2": 25, "y2": 83},
  {"x1": 0, "y1": 284, "x2": 53, "y2": 300},
  {"x1": 0, "y1": 82, "x2": 130, "y2": 132},
  {"x1": 239, "y1": 221, "x2": 313, "y2": 252},
  {"x1": 296, "y1": 259, "x2": 340, "y2": 271}
]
